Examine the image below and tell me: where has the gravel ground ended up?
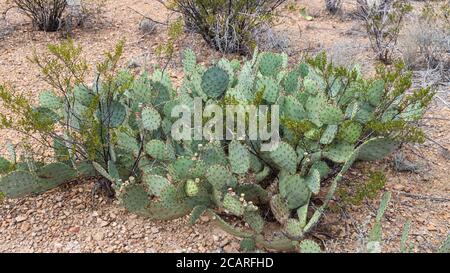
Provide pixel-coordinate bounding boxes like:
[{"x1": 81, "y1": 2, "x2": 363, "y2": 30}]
[{"x1": 0, "y1": 179, "x2": 241, "y2": 253}]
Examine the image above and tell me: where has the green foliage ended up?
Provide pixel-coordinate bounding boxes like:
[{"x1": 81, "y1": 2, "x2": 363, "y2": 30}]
[
  {"x1": 168, "y1": 0, "x2": 286, "y2": 54},
  {"x1": 357, "y1": 0, "x2": 413, "y2": 63},
  {"x1": 338, "y1": 170, "x2": 387, "y2": 206}
]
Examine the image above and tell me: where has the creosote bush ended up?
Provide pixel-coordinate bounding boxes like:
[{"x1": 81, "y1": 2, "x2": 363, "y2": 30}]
[
  {"x1": 401, "y1": 2, "x2": 450, "y2": 72},
  {"x1": 357, "y1": 0, "x2": 412, "y2": 64},
  {"x1": 325, "y1": 0, "x2": 342, "y2": 15},
  {"x1": 0, "y1": 40, "x2": 434, "y2": 252},
  {"x1": 162, "y1": 0, "x2": 287, "y2": 54},
  {"x1": 13, "y1": 0, "x2": 67, "y2": 32}
]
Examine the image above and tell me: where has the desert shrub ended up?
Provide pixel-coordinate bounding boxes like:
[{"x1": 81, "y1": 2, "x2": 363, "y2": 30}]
[
  {"x1": 13, "y1": 0, "x2": 67, "y2": 31},
  {"x1": 357, "y1": 0, "x2": 412, "y2": 64},
  {"x1": 162, "y1": 0, "x2": 287, "y2": 54},
  {"x1": 11, "y1": 0, "x2": 104, "y2": 33},
  {"x1": 401, "y1": 2, "x2": 450, "y2": 73},
  {"x1": 325, "y1": 0, "x2": 342, "y2": 14},
  {"x1": 0, "y1": 42, "x2": 434, "y2": 252}
]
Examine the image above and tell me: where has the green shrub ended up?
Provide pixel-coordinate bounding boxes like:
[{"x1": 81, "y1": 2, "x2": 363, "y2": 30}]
[
  {"x1": 357, "y1": 0, "x2": 412, "y2": 64},
  {"x1": 165, "y1": 0, "x2": 287, "y2": 54},
  {"x1": 0, "y1": 42, "x2": 433, "y2": 252},
  {"x1": 13, "y1": 0, "x2": 67, "y2": 32}
]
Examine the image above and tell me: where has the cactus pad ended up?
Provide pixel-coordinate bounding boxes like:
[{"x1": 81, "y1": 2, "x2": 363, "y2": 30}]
[
  {"x1": 39, "y1": 90, "x2": 61, "y2": 110},
  {"x1": 270, "y1": 194, "x2": 290, "y2": 224},
  {"x1": 270, "y1": 142, "x2": 297, "y2": 174},
  {"x1": 258, "y1": 52, "x2": 283, "y2": 77},
  {"x1": 185, "y1": 179, "x2": 199, "y2": 197},
  {"x1": 206, "y1": 165, "x2": 232, "y2": 190},
  {"x1": 141, "y1": 106, "x2": 161, "y2": 131},
  {"x1": 229, "y1": 141, "x2": 250, "y2": 174},
  {"x1": 338, "y1": 121, "x2": 362, "y2": 144},
  {"x1": 144, "y1": 174, "x2": 170, "y2": 197},
  {"x1": 120, "y1": 184, "x2": 150, "y2": 213},
  {"x1": 279, "y1": 174, "x2": 311, "y2": 209},
  {"x1": 285, "y1": 218, "x2": 303, "y2": 238},
  {"x1": 223, "y1": 193, "x2": 245, "y2": 216},
  {"x1": 323, "y1": 143, "x2": 354, "y2": 163},
  {"x1": 319, "y1": 104, "x2": 344, "y2": 125},
  {"x1": 201, "y1": 66, "x2": 229, "y2": 99},
  {"x1": 306, "y1": 169, "x2": 321, "y2": 194},
  {"x1": 357, "y1": 138, "x2": 399, "y2": 161}
]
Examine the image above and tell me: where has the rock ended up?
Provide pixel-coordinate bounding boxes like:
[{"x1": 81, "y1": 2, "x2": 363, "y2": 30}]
[
  {"x1": 98, "y1": 219, "x2": 110, "y2": 227},
  {"x1": 15, "y1": 215, "x2": 27, "y2": 223},
  {"x1": 69, "y1": 226, "x2": 80, "y2": 233},
  {"x1": 21, "y1": 222, "x2": 31, "y2": 232},
  {"x1": 128, "y1": 59, "x2": 141, "y2": 69},
  {"x1": 139, "y1": 18, "x2": 157, "y2": 34},
  {"x1": 151, "y1": 227, "x2": 159, "y2": 234},
  {"x1": 93, "y1": 231, "x2": 104, "y2": 241}
]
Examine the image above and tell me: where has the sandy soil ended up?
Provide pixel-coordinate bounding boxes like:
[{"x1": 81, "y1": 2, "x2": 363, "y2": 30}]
[{"x1": 0, "y1": 0, "x2": 448, "y2": 253}]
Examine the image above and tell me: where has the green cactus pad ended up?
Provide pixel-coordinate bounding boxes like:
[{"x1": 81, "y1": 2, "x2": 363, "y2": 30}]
[
  {"x1": 297, "y1": 204, "x2": 308, "y2": 228},
  {"x1": 299, "y1": 240, "x2": 322, "y2": 253},
  {"x1": 270, "y1": 194, "x2": 290, "y2": 224},
  {"x1": 183, "y1": 49, "x2": 197, "y2": 75},
  {"x1": 236, "y1": 184, "x2": 269, "y2": 204},
  {"x1": 249, "y1": 153, "x2": 264, "y2": 173},
  {"x1": 99, "y1": 101, "x2": 127, "y2": 128},
  {"x1": 169, "y1": 157, "x2": 195, "y2": 181},
  {"x1": 258, "y1": 52, "x2": 283, "y2": 77},
  {"x1": 145, "y1": 140, "x2": 175, "y2": 161},
  {"x1": 282, "y1": 95, "x2": 306, "y2": 121},
  {"x1": 319, "y1": 104, "x2": 344, "y2": 125},
  {"x1": 283, "y1": 71, "x2": 300, "y2": 94},
  {"x1": 120, "y1": 184, "x2": 150, "y2": 213},
  {"x1": 189, "y1": 205, "x2": 207, "y2": 225},
  {"x1": 357, "y1": 137, "x2": 399, "y2": 161},
  {"x1": 35, "y1": 163, "x2": 77, "y2": 192},
  {"x1": 74, "y1": 85, "x2": 94, "y2": 106},
  {"x1": 240, "y1": 238, "x2": 257, "y2": 252},
  {"x1": 279, "y1": 174, "x2": 311, "y2": 209},
  {"x1": 338, "y1": 121, "x2": 363, "y2": 144},
  {"x1": 201, "y1": 66, "x2": 229, "y2": 99},
  {"x1": 311, "y1": 161, "x2": 331, "y2": 179},
  {"x1": 144, "y1": 174, "x2": 170, "y2": 197},
  {"x1": 185, "y1": 179, "x2": 199, "y2": 197},
  {"x1": 141, "y1": 106, "x2": 161, "y2": 131},
  {"x1": 320, "y1": 125, "x2": 338, "y2": 145},
  {"x1": 303, "y1": 78, "x2": 318, "y2": 95},
  {"x1": 229, "y1": 141, "x2": 250, "y2": 174},
  {"x1": 206, "y1": 165, "x2": 232, "y2": 190},
  {"x1": 0, "y1": 171, "x2": 40, "y2": 198},
  {"x1": 306, "y1": 169, "x2": 321, "y2": 194},
  {"x1": 255, "y1": 166, "x2": 271, "y2": 183},
  {"x1": 223, "y1": 193, "x2": 245, "y2": 216},
  {"x1": 116, "y1": 131, "x2": 140, "y2": 156},
  {"x1": 368, "y1": 79, "x2": 385, "y2": 106},
  {"x1": 285, "y1": 218, "x2": 303, "y2": 238},
  {"x1": 0, "y1": 163, "x2": 76, "y2": 198},
  {"x1": 39, "y1": 90, "x2": 62, "y2": 110},
  {"x1": 259, "y1": 77, "x2": 280, "y2": 104},
  {"x1": 323, "y1": 143, "x2": 354, "y2": 163},
  {"x1": 270, "y1": 142, "x2": 298, "y2": 174},
  {"x1": 243, "y1": 211, "x2": 264, "y2": 234}
]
